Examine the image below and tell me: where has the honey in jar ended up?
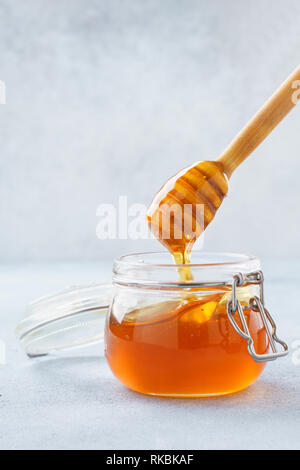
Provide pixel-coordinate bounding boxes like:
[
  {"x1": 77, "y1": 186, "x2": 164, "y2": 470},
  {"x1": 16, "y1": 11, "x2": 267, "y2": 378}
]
[{"x1": 105, "y1": 252, "x2": 275, "y2": 397}]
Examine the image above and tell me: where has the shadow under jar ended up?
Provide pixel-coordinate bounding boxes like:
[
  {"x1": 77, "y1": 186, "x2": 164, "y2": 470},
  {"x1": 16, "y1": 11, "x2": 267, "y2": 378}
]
[{"x1": 105, "y1": 252, "x2": 288, "y2": 397}]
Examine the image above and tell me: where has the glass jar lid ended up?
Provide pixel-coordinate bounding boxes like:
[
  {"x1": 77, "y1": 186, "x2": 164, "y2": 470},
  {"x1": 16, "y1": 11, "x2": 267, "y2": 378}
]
[{"x1": 16, "y1": 283, "x2": 114, "y2": 358}]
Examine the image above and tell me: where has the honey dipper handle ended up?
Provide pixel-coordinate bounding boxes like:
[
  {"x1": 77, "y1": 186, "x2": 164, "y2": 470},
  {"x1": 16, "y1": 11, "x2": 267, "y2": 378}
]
[{"x1": 218, "y1": 65, "x2": 300, "y2": 178}]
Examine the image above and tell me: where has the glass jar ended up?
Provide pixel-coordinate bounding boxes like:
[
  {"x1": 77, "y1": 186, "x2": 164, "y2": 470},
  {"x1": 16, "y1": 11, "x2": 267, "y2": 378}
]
[
  {"x1": 105, "y1": 252, "x2": 288, "y2": 397},
  {"x1": 16, "y1": 251, "x2": 288, "y2": 397}
]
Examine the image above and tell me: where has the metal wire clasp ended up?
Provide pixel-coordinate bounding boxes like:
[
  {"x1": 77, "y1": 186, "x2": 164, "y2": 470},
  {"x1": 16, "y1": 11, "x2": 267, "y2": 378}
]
[{"x1": 226, "y1": 270, "x2": 289, "y2": 363}]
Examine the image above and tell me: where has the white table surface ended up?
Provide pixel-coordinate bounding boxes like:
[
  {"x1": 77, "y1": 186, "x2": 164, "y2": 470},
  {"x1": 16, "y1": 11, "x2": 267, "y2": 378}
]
[{"x1": 1, "y1": 259, "x2": 300, "y2": 450}]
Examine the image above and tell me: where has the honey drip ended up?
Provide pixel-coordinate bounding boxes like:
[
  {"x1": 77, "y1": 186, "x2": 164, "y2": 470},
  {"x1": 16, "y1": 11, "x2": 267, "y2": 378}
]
[{"x1": 147, "y1": 160, "x2": 228, "y2": 279}]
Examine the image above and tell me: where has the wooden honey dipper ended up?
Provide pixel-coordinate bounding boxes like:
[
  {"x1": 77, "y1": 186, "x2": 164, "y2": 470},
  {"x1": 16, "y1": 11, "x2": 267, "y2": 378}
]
[{"x1": 147, "y1": 65, "x2": 300, "y2": 268}]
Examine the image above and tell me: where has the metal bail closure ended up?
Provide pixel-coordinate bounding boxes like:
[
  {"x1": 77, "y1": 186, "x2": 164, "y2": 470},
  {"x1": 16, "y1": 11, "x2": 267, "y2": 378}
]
[{"x1": 226, "y1": 271, "x2": 289, "y2": 363}]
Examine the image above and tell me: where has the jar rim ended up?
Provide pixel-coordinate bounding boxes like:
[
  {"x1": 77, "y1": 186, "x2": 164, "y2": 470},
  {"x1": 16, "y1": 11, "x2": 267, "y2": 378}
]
[
  {"x1": 115, "y1": 251, "x2": 258, "y2": 269},
  {"x1": 113, "y1": 251, "x2": 261, "y2": 288}
]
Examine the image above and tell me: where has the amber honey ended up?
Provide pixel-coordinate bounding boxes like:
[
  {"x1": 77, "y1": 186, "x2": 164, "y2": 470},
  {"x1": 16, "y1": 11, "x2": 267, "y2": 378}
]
[{"x1": 105, "y1": 291, "x2": 269, "y2": 397}]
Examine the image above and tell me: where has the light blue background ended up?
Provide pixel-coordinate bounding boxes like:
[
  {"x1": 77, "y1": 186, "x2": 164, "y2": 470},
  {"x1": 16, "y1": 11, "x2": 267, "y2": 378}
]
[
  {"x1": 1, "y1": 2, "x2": 300, "y2": 451},
  {"x1": 1, "y1": 0, "x2": 300, "y2": 261}
]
